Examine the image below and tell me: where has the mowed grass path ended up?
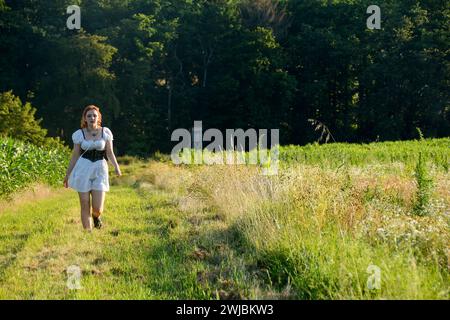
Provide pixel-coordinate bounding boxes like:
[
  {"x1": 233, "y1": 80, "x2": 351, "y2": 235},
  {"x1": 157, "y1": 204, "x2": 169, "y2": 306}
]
[{"x1": 0, "y1": 176, "x2": 246, "y2": 299}]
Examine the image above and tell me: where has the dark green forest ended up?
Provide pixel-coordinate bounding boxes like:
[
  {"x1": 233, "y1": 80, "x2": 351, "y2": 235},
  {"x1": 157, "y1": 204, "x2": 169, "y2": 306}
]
[{"x1": 1, "y1": 0, "x2": 449, "y2": 156}]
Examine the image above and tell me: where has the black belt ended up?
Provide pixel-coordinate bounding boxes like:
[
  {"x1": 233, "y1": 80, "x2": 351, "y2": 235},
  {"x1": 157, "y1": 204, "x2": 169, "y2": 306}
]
[{"x1": 80, "y1": 149, "x2": 108, "y2": 162}]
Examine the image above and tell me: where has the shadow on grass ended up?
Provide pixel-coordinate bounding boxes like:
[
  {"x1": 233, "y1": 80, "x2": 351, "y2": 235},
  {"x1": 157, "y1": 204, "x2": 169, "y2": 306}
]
[{"x1": 0, "y1": 232, "x2": 30, "y2": 280}]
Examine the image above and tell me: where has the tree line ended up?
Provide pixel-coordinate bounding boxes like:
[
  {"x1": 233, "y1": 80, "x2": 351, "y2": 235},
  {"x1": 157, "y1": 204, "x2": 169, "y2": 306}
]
[{"x1": 0, "y1": 0, "x2": 448, "y2": 156}]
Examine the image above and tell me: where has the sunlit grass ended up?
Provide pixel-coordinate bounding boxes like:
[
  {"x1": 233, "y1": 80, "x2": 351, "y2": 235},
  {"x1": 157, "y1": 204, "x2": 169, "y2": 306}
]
[
  {"x1": 135, "y1": 139, "x2": 449, "y2": 299},
  {"x1": 1, "y1": 138, "x2": 448, "y2": 299}
]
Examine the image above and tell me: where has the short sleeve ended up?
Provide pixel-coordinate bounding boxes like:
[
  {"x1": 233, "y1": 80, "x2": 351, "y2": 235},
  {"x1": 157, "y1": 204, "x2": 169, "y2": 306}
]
[
  {"x1": 72, "y1": 130, "x2": 83, "y2": 145},
  {"x1": 104, "y1": 127, "x2": 113, "y2": 142}
]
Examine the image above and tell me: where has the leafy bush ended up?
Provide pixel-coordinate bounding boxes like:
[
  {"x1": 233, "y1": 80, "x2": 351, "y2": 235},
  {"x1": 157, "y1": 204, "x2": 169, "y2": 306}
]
[{"x1": 0, "y1": 91, "x2": 62, "y2": 147}]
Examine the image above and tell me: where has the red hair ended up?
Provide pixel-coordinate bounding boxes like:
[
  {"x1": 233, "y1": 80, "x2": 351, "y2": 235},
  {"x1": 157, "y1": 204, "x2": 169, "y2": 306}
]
[{"x1": 80, "y1": 105, "x2": 102, "y2": 128}]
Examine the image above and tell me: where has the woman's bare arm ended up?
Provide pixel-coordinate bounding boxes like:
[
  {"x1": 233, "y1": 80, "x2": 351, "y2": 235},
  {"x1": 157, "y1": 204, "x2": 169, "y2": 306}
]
[
  {"x1": 64, "y1": 144, "x2": 81, "y2": 187},
  {"x1": 106, "y1": 140, "x2": 122, "y2": 176}
]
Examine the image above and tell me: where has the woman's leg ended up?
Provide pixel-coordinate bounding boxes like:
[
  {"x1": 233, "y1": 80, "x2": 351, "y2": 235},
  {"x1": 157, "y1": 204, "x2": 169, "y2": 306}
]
[
  {"x1": 78, "y1": 192, "x2": 92, "y2": 230},
  {"x1": 91, "y1": 190, "x2": 105, "y2": 218}
]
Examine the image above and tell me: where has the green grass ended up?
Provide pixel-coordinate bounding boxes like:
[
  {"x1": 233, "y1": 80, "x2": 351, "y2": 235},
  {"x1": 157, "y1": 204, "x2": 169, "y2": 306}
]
[
  {"x1": 172, "y1": 138, "x2": 449, "y2": 173},
  {"x1": 280, "y1": 138, "x2": 449, "y2": 170},
  {"x1": 0, "y1": 138, "x2": 448, "y2": 299},
  {"x1": 241, "y1": 217, "x2": 448, "y2": 299},
  {"x1": 139, "y1": 139, "x2": 449, "y2": 299},
  {"x1": 0, "y1": 179, "x2": 258, "y2": 299}
]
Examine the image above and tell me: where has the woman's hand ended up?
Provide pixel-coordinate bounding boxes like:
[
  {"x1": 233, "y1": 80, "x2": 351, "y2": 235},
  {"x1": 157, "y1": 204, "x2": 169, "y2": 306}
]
[
  {"x1": 115, "y1": 167, "x2": 122, "y2": 177},
  {"x1": 63, "y1": 175, "x2": 69, "y2": 188}
]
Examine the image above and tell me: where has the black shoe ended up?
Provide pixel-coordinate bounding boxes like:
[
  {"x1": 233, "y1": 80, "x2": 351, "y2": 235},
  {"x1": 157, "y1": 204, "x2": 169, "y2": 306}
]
[{"x1": 93, "y1": 216, "x2": 103, "y2": 229}]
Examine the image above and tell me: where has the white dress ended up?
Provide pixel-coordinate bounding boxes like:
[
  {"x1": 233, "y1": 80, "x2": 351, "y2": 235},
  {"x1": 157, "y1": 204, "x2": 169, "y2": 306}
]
[{"x1": 68, "y1": 127, "x2": 113, "y2": 193}]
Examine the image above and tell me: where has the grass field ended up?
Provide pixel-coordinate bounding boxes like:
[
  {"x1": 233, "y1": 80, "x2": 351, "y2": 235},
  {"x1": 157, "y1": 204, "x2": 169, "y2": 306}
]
[{"x1": 0, "y1": 138, "x2": 448, "y2": 299}]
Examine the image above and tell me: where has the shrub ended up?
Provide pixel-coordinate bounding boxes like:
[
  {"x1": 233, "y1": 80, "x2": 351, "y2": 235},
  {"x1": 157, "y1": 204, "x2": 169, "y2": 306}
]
[{"x1": 0, "y1": 91, "x2": 53, "y2": 147}]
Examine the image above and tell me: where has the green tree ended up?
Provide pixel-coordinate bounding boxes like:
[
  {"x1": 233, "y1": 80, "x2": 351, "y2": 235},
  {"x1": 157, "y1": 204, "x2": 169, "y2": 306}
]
[
  {"x1": 0, "y1": 91, "x2": 50, "y2": 146},
  {"x1": 0, "y1": 0, "x2": 448, "y2": 155}
]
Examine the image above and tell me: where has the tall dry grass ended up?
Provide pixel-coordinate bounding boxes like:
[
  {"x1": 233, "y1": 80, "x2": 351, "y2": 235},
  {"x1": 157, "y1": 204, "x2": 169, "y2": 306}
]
[{"x1": 134, "y1": 153, "x2": 449, "y2": 299}]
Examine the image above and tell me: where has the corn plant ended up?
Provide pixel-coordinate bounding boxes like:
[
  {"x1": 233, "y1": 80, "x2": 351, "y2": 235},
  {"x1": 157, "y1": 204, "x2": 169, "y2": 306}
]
[{"x1": 0, "y1": 136, "x2": 70, "y2": 198}]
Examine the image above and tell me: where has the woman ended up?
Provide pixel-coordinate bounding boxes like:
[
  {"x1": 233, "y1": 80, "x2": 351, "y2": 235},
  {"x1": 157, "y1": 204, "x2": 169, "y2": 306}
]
[{"x1": 63, "y1": 105, "x2": 122, "y2": 231}]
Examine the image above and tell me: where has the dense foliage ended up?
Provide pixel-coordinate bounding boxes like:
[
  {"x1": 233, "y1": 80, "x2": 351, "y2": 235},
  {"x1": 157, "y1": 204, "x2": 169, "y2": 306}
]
[
  {"x1": 1, "y1": 0, "x2": 449, "y2": 156},
  {"x1": 0, "y1": 91, "x2": 64, "y2": 147},
  {"x1": 0, "y1": 136, "x2": 70, "y2": 197}
]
